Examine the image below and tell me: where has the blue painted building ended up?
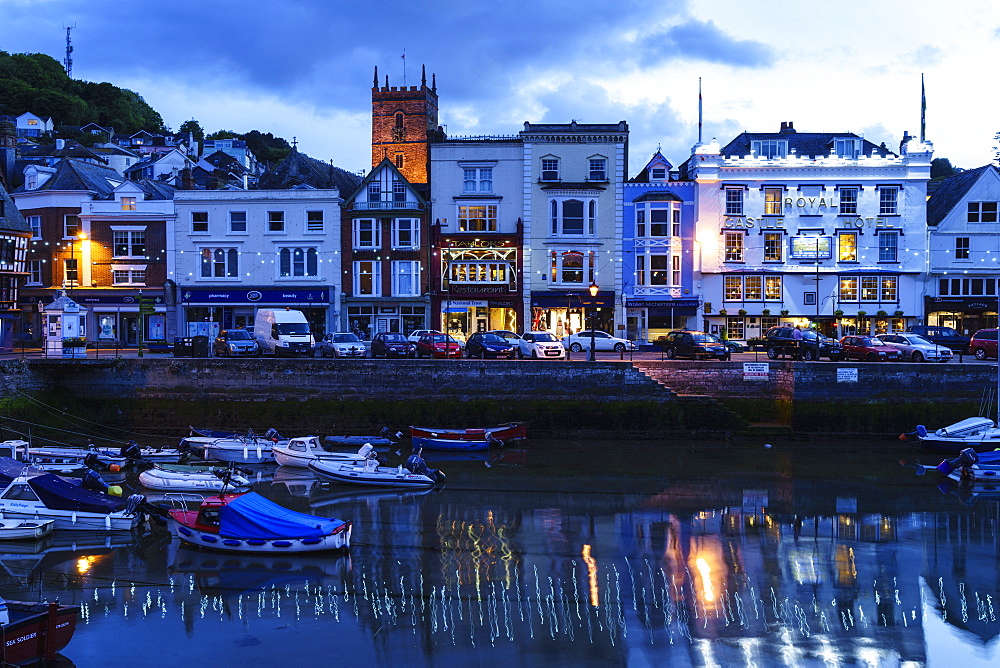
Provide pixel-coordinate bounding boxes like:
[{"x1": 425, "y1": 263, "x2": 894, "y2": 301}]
[{"x1": 622, "y1": 151, "x2": 699, "y2": 344}]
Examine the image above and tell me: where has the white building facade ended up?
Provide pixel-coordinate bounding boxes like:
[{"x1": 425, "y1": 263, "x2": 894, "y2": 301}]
[
  {"x1": 171, "y1": 189, "x2": 345, "y2": 339},
  {"x1": 521, "y1": 121, "x2": 628, "y2": 337},
  {"x1": 925, "y1": 165, "x2": 1000, "y2": 336},
  {"x1": 686, "y1": 123, "x2": 932, "y2": 342}
]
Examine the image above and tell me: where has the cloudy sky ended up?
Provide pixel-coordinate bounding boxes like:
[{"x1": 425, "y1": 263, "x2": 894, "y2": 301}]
[{"x1": 2, "y1": 0, "x2": 998, "y2": 175}]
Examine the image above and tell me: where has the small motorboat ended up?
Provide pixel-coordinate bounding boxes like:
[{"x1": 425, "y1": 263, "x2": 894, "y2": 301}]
[
  {"x1": 138, "y1": 464, "x2": 252, "y2": 493},
  {"x1": 411, "y1": 435, "x2": 498, "y2": 452},
  {"x1": 308, "y1": 459, "x2": 441, "y2": 488},
  {"x1": 906, "y1": 417, "x2": 1000, "y2": 453},
  {"x1": 324, "y1": 428, "x2": 402, "y2": 448},
  {"x1": 408, "y1": 422, "x2": 526, "y2": 447},
  {"x1": 0, "y1": 440, "x2": 87, "y2": 474},
  {"x1": 167, "y1": 492, "x2": 352, "y2": 553},
  {"x1": 932, "y1": 448, "x2": 1000, "y2": 485},
  {"x1": 26, "y1": 444, "x2": 128, "y2": 471},
  {"x1": 0, "y1": 518, "x2": 54, "y2": 540},
  {"x1": 0, "y1": 598, "x2": 79, "y2": 665},
  {"x1": 0, "y1": 473, "x2": 146, "y2": 532},
  {"x1": 117, "y1": 440, "x2": 186, "y2": 464},
  {"x1": 273, "y1": 436, "x2": 368, "y2": 468}
]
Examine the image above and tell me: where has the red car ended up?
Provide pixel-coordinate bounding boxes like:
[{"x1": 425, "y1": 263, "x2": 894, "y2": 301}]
[
  {"x1": 839, "y1": 335, "x2": 903, "y2": 361},
  {"x1": 415, "y1": 333, "x2": 463, "y2": 359},
  {"x1": 969, "y1": 328, "x2": 999, "y2": 360}
]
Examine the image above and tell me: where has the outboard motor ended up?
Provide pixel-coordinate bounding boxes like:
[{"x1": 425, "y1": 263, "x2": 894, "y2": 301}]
[
  {"x1": 120, "y1": 440, "x2": 142, "y2": 459},
  {"x1": 264, "y1": 428, "x2": 282, "y2": 442},
  {"x1": 81, "y1": 468, "x2": 109, "y2": 493},
  {"x1": 937, "y1": 447, "x2": 979, "y2": 475}
]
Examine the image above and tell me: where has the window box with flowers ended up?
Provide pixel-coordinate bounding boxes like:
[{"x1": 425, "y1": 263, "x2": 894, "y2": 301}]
[
  {"x1": 61, "y1": 337, "x2": 87, "y2": 358},
  {"x1": 780, "y1": 309, "x2": 789, "y2": 317},
  {"x1": 834, "y1": 309, "x2": 844, "y2": 317},
  {"x1": 875, "y1": 310, "x2": 889, "y2": 319},
  {"x1": 718, "y1": 309, "x2": 728, "y2": 317}
]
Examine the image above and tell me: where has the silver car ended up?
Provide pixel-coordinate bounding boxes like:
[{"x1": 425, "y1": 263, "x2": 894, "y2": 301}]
[
  {"x1": 319, "y1": 332, "x2": 367, "y2": 358},
  {"x1": 877, "y1": 333, "x2": 954, "y2": 362}
]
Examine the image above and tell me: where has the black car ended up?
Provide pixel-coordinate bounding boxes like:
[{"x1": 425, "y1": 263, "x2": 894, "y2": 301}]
[
  {"x1": 371, "y1": 332, "x2": 416, "y2": 358},
  {"x1": 660, "y1": 330, "x2": 730, "y2": 360},
  {"x1": 464, "y1": 332, "x2": 516, "y2": 359},
  {"x1": 906, "y1": 325, "x2": 970, "y2": 353},
  {"x1": 763, "y1": 326, "x2": 843, "y2": 361},
  {"x1": 212, "y1": 329, "x2": 261, "y2": 357}
]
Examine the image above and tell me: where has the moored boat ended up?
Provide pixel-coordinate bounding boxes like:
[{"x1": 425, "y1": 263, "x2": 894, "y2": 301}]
[
  {"x1": 308, "y1": 459, "x2": 440, "y2": 488},
  {"x1": 0, "y1": 518, "x2": 54, "y2": 541},
  {"x1": 0, "y1": 599, "x2": 79, "y2": 665},
  {"x1": 167, "y1": 492, "x2": 351, "y2": 553},
  {"x1": 411, "y1": 435, "x2": 494, "y2": 452},
  {"x1": 138, "y1": 464, "x2": 252, "y2": 493},
  {"x1": 0, "y1": 473, "x2": 146, "y2": 531},
  {"x1": 907, "y1": 418, "x2": 1000, "y2": 453},
  {"x1": 273, "y1": 436, "x2": 368, "y2": 468},
  {"x1": 408, "y1": 422, "x2": 526, "y2": 445}
]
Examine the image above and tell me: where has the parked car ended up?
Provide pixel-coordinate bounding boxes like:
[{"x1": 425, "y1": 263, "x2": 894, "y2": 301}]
[
  {"x1": 414, "y1": 333, "x2": 463, "y2": 359},
  {"x1": 213, "y1": 329, "x2": 261, "y2": 357},
  {"x1": 464, "y1": 332, "x2": 516, "y2": 359},
  {"x1": 659, "y1": 330, "x2": 729, "y2": 360},
  {"x1": 370, "y1": 332, "x2": 417, "y2": 358},
  {"x1": 318, "y1": 332, "x2": 367, "y2": 358},
  {"x1": 516, "y1": 331, "x2": 566, "y2": 359},
  {"x1": 763, "y1": 326, "x2": 844, "y2": 361},
  {"x1": 407, "y1": 329, "x2": 442, "y2": 343},
  {"x1": 709, "y1": 334, "x2": 745, "y2": 354},
  {"x1": 839, "y1": 335, "x2": 903, "y2": 361},
  {"x1": 968, "y1": 329, "x2": 999, "y2": 360},
  {"x1": 906, "y1": 325, "x2": 970, "y2": 353},
  {"x1": 878, "y1": 332, "x2": 954, "y2": 362},
  {"x1": 562, "y1": 331, "x2": 636, "y2": 353}
]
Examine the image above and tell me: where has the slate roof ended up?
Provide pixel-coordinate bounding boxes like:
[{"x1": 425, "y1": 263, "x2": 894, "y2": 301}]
[
  {"x1": 631, "y1": 191, "x2": 683, "y2": 203},
  {"x1": 720, "y1": 128, "x2": 894, "y2": 159},
  {"x1": 926, "y1": 165, "x2": 998, "y2": 226},
  {"x1": 20, "y1": 142, "x2": 108, "y2": 164},
  {"x1": 256, "y1": 148, "x2": 361, "y2": 192},
  {"x1": 137, "y1": 179, "x2": 175, "y2": 200},
  {"x1": 17, "y1": 159, "x2": 122, "y2": 197},
  {"x1": 0, "y1": 183, "x2": 30, "y2": 233},
  {"x1": 630, "y1": 150, "x2": 674, "y2": 182}
]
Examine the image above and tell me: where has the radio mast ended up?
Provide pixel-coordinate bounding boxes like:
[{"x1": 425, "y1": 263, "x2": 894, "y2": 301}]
[{"x1": 63, "y1": 25, "x2": 75, "y2": 78}]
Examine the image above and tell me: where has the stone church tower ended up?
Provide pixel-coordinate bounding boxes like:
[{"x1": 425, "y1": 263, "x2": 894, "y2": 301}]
[{"x1": 371, "y1": 64, "x2": 442, "y2": 186}]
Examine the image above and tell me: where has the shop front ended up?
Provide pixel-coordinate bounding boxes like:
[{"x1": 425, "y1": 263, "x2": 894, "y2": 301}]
[
  {"x1": 925, "y1": 296, "x2": 998, "y2": 337},
  {"x1": 179, "y1": 287, "x2": 332, "y2": 340},
  {"x1": 624, "y1": 298, "x2": 699, "y2": 343},
  {"x1": 434, "y1": 236, "x2": 522, "y2": 338},
  {"x1": 19, "y1": 290, "x2": 166, "y2": 347},
  {"x1": 344, "y1": 299, "x2": 427, "y2": 340},
  {"x1": 530, "y1": 291, "x2": 615, "y2": 337}
]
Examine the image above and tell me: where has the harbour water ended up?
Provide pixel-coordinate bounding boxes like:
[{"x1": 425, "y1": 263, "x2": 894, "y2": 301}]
[{"x1": 4, "y1": 438, "x2": 998, "y2": 667}]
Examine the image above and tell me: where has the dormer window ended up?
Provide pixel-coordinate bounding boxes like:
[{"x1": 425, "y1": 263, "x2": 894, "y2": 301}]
[
  {"x1": 650, "y1": 167, "x2": 666, "y2": 180},
  {"x1": 750, "y1": 140, "x2": 787, "y2": 159},
  {"x1": 121, "y1": 197, "x2": 136, "y2": 211},
  {"x1": 834, "y1": 138, "x2": 861, "y2": 158}
]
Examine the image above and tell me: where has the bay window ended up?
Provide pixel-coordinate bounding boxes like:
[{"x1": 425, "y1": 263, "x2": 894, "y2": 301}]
[
  {"x1": 550, "y1": 250, "x2": 595, "y2": 285},
  {"x1": 458, "y1": 205, "x2": 497, "y2": 232}
]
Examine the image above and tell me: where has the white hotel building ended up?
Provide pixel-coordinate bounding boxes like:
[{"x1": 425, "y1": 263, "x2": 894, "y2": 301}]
[{"x1": 683, "y1": 122, "x2": 933, "y2": 341}]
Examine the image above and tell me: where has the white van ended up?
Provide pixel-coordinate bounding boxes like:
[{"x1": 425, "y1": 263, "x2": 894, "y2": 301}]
[{"x1": 254, "y1": 308, "x2": 315, "y2": 357}]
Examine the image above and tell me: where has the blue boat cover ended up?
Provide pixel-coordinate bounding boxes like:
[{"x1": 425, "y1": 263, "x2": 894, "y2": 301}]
[
  {"x1": 218, "y1": 493, "x2": 346, "y2": 540},
  {"x1": 27, "y1": 473, "x2": 126, "y2": 514},
  {"x1": 0, "y1": 458, "x2": 30, "y2": 485}
]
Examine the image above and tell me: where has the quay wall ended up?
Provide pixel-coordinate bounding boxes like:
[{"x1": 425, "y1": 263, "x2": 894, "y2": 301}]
[{"x1": 0, "y1": 358, "x2": 992, "y2": 438}]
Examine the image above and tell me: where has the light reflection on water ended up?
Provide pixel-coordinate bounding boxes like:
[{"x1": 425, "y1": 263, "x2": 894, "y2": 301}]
[{"x1": 3, "y1": 439, "x2": 999, "y2": 666}]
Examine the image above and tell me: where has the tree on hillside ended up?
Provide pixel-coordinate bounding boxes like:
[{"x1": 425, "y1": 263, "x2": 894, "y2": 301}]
[
  {"x1": 179, "y1": 119, "x2": 204, "y2": 143},
  {"x1": 930, "y1": 158, "x2": 958, "y2": 180},
  {"x1": 206, "y1": 130, "x2": 240, "y2": 140},
  {"x1": 242, "y1": 130, "x2": 291, "y2": 163}
]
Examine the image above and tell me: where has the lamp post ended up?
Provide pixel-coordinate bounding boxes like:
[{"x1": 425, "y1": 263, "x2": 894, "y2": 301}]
[{"x1": 588, "y1": 281, "x2": 599, "y2": 362}]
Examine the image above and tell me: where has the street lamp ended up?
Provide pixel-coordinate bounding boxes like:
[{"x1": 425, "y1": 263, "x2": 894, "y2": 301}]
[{"x1": 588, "y1": 281, "x2": 599, "y2": 362}]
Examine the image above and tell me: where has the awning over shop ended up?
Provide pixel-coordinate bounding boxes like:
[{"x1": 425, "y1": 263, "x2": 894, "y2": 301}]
[{"x1": 530, "y1": 291, "x2": 615, "y2": 308}]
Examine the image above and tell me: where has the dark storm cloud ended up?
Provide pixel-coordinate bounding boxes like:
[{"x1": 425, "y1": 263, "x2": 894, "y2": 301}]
[{"x1": 637, "y1": 19, "x2": 774, "y2": 68}]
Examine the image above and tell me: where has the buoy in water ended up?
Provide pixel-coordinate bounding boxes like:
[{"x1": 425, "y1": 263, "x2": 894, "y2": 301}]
[{"x1": 108, "y1": 485, "x2": 123, "y2": 496}]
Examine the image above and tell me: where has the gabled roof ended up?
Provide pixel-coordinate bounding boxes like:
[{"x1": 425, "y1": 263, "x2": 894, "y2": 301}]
[
  {"x1": 256, "y1": 148, "x2": 361, "y2": 192},
  {"x1": 927, "y1": 165, "x2": 1000, "y2": 226},
  {"x1": 20, "y1": 142, "x2": 108, "y2": 164},
  {"x1": 630, "y1": 150, "x2": 674, "y2": 182},
  {"x1": 0, "y1": 183, "x2": 30, "y2": 233},
  {"x1": 343, "y1": 158, "x2": 426, "y2": 207}
]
